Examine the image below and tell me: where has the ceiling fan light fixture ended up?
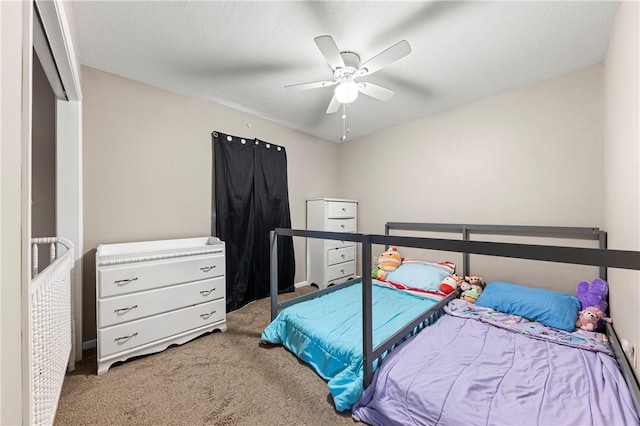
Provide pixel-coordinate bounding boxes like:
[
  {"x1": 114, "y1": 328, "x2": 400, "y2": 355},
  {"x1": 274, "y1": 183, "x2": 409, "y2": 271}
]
[{"x1": 335, "y1": 80, "x2": 359, "y2": 104}]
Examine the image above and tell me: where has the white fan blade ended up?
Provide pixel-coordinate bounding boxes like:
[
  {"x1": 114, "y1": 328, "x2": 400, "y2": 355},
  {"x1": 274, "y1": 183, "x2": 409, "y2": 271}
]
[
  {"x1": 357, "y1": 40, "x2": 411, "y2": 77},
  {"x1": 285, "y1": 80, "x2": 337, "y2": 91},
  {"x1": 358, "y1": 82, "x2": 395, "y2": 102},
  {"x1": 326, "y1": 94, "x2": 341, "y2": 114},
  {"x1": 314, "y1": 35, "x2": 346, "y2": 71}
]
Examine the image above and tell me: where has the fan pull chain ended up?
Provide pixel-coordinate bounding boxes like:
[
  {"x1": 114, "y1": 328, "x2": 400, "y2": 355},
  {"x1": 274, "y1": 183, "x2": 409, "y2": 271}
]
[{"x1": 341, "y1": 104, "x2": 351, "y2": 142}]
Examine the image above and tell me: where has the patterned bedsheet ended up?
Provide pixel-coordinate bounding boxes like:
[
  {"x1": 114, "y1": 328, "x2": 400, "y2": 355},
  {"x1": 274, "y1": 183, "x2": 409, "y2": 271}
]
[{"x1": 445, "y1": 299, "x2": 613, "y2": 356}]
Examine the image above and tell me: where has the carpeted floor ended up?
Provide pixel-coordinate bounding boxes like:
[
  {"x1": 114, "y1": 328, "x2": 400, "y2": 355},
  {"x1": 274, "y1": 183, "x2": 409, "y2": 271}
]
[{"x1": 54, "y1": 286, "x2": 356, "y2": 425}]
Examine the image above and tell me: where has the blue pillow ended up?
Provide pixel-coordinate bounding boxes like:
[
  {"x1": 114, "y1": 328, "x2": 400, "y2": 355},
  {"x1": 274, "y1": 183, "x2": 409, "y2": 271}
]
[
  {"x1": 386, "y1": 262, "x2": 449, "y2": 291},
  {"x1": 476, "y1": 281, "x2": 580, "y2": 332}
]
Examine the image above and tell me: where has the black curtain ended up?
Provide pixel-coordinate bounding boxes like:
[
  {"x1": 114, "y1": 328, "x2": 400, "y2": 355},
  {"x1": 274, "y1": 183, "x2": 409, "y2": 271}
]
[{"x1": 213, "y1": 132, "x2": 295, "y2": 311}]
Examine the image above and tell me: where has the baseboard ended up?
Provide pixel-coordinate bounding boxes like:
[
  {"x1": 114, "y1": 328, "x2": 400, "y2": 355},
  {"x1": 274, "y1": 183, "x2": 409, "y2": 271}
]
[{"x1": 295, "y1": 280, "x2": 309, "y2": 288}]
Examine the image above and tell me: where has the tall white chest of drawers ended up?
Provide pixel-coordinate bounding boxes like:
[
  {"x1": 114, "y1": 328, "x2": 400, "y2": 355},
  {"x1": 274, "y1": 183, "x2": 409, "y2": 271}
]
[
  {"x1": 96, "y1": 236, "x2": 226, "y2": 375},
  {"x1": 306, "y1": 198, "x2": 358, "y2": 289}
]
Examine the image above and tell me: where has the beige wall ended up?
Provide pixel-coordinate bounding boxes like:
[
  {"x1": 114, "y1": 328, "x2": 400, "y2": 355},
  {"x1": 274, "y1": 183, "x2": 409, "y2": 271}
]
[
  {"x1": 338, "y1": 65, "x2": 605, "y2": 294},
  {"x1": 604, "y1": 1, "x2": 640, "y2": 372},
  {"x1": 81, "y1": 66, "x2": 340, "y2": 340}
]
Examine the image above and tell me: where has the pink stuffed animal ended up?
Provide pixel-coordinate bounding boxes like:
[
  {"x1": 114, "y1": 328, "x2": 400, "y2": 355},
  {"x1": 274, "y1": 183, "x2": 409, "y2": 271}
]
[{"x1": 575, "y1": 306, "x2": 612, "y2": 331}]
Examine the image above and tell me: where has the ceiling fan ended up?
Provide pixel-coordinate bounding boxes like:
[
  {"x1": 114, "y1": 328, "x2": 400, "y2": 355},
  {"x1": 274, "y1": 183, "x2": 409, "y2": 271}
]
[{"x1": 286, "y1": 35, "x2": 411, "y2": 114}]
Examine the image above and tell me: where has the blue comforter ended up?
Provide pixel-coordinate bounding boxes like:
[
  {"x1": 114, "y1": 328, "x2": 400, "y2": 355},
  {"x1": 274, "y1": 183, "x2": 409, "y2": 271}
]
[{"x1": 260, "y1": 281, "x2": 441, "y2": 411}]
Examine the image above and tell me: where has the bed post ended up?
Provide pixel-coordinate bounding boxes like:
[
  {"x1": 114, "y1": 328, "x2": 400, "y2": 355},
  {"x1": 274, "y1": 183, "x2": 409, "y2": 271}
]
[
  {"x1": 462, "y1": 225, "x2": 469, "y2": 277},
  {"x1": 384, "y1": 223, "x2": 390, "y2": 249},
  {"x1": 362, "y1": 234, "x2": 374, "y2": 388},
  {"x1": 599, "y1": 230, "x2": 607, "y2": 281},
  {"x1": 270, "y1": 230, "x2": 278, "y2": 321}
]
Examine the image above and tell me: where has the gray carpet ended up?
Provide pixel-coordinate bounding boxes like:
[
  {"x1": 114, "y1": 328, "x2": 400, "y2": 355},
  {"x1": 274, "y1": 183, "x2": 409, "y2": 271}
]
[{"x1": 55, "y1": 286, "x2": 356, "y2": 425}]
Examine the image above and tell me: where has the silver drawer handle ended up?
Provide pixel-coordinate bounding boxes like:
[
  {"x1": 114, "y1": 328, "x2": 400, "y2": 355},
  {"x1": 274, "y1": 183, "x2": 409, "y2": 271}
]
[
  {"x1": 114, "y1": 305, "x2": 138, "y2": 314},
  {"x1": 342, "y1": 207, "x2": 346, "y2": 211},
  {"x1": 340, "y1": 224, "x2": 345, "y2": 229},
  {"x1": 200, "y1": 288, "x2": 216, "y2": 296},
  {"x1": 114, "y1": 277, "x2": 138, "y2": 286},
  {"x1": 114, "y1": 332, "x2": 138, "y2": 343},
  {"x1": 341, "y1": 254, "x2": 346, "y2": 259},
  {"x1": 200, "y1": 310, "x2": 217, "y2": 319},
  {"x1": 200, "y1": 266, "x2": 216, "y2": 272},
  {"x1": 340, "y1": 269, "x2": 345, "y2": 273}
]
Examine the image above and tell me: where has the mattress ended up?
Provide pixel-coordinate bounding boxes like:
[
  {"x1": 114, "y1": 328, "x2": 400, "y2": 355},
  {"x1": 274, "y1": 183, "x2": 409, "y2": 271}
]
[
  {"x1": 352, "y1": 300, "x2": 640, "y2": 426},
  {"x1": 260, "y1": 280, "x2": 443, "y2": 411}
]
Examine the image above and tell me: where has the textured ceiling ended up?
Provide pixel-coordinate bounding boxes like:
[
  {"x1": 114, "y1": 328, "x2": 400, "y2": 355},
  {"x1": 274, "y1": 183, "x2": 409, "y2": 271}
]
[{"x1": 68, "y1": 1, "x2": 620, "y2": 143}]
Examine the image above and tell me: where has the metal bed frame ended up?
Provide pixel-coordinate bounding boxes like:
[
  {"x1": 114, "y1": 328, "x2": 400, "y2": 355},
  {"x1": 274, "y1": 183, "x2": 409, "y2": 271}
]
[
  {"x1": 269, "y1": 222, "x2": 640, "y2": 412},
  {"x1": 384, "y1": 222, "x2": 608, "y2": 280}
]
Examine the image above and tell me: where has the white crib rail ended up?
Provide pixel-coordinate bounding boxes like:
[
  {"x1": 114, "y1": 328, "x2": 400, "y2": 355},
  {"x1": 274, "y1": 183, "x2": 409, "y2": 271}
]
[{"x1": 29, "y1": 237, "x2": 74, "y2": 426}]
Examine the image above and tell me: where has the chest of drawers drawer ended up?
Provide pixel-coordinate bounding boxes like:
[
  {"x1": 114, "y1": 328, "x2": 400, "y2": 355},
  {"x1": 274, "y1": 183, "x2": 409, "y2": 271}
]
[
  {"x1": 326, "y1": 201, "x2": 357, "y2": 218},
  {"x1": 98, "y1": 254, "x2": 225, "y2": 298},
  {"x1": 98, "y1": 298, "x2": 225, "y2": 358},
  {"x1": 98, "y1": 276, "x2": 225, "y2": 327},
  {"x1": 327, "y1": 246, "x2": 355, "y2": 266},
  {"x1": 327, "y1": 261, "x2": 355, "y2": 282},
  {"x1": 324, "y1": 240, "x2": 354, "y2": 251},
  {"x1": 324, "y1": 218, "x2": 356, "y2": 233}
]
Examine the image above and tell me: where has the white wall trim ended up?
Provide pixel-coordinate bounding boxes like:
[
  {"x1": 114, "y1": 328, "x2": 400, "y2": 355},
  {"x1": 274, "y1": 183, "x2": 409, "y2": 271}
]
[
  {"x1": 21, "y1": 3, "x2": 34, "y2": 423},
  {"x1": 32, "y1": 9, "x2": 65, "y2": 99},
  {"x1": 34, "y1": 0, "x2": 82, "y2": 101},
  {"x1": 57, "y1": 100, "x2": 83, "y2": 364}
]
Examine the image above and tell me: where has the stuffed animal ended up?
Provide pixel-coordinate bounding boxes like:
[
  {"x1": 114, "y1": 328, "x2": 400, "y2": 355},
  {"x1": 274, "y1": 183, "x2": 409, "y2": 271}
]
[
  {"x1": 440, "y1": 274, "x2": 463, "y2": 294},
  {"x1": 465, "y1": 275, "x2": 485, "y2": 294},
  {"x1": 372, "y1": 267, "x2": 387, "y2": 281},
  {"x1": 377, "y1": 247, "x2": 402, "y2": 273},
  {"x1": 576, "y1": 278, "x2": 609, "y2": 312},
  {"x1": 575, "y1": 306, "x2": 612, "y2": 332},
  {"x1": 459, "y1": 280, "x2": 471, "y2": 295},
  {"x1": 462, "y1": 288, "x2": 481, "y2": 304}
]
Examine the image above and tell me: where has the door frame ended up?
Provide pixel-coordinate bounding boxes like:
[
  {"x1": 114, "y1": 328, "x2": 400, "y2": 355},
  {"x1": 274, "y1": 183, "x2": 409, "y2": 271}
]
[
  {"x1": 19, "y1": 0, "x2": 83, "y2": 423},
  {"x1": 34, "y1": 0, "x2": 83, "y2": 368}
]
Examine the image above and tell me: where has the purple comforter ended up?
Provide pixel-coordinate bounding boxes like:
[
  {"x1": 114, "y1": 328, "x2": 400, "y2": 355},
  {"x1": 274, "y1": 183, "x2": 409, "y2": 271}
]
[{"x1": 352, "y1": 312, "x2": 639, "y2": 426}]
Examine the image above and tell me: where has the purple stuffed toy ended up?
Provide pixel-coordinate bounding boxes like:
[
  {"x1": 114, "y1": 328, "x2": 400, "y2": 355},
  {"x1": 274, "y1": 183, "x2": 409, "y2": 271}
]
[
  {"x1": 576, "y1": 278, "x2": 610, "y2": 332},
  {"x1": 576, "y1": 278, "x2": 609, "y2": 314}
]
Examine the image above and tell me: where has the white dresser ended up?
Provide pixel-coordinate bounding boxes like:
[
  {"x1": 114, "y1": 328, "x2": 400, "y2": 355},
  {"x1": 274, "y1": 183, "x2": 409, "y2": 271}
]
[
  {"x1": 95, "y1": 236, "x2": 226, "y2": 375},
  {"x1": 306, "y1": 198, "x2": 358, "y2": 289}
]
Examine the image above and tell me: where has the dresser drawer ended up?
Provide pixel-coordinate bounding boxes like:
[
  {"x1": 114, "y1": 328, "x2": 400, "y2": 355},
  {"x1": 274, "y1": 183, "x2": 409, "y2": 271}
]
[
  {"x1": 98, "y1": 276, "x2": 225, "y2": 327},
  {"x1": 99, "y1": 254, "x2": 225, "y2": 298},
  {"x1": 327, "y1": 246, "x2": 355, "y2": 266},
  {"x1": 326, "y1": 201, "x2": 357, "y2": 218},
  {"x1": 324, "y1": 218, "x2": 356, "y2": 233},
  {"x1": 98, "y1": 298, "x2": 225, "y2": 358},
  {"x1": 324, "y1": 240, "x2": 354, "y2": 251},
  {"x1": 327, "y1": 261, "x2": 356, "y2": 282}
]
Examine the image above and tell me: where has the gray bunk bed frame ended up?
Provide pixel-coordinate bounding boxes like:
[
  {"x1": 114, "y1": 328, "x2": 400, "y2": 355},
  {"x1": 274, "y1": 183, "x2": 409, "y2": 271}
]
[{"x1": 269, "y1": 222, "x2": 640, "y2": 413}]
